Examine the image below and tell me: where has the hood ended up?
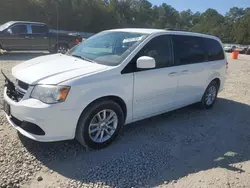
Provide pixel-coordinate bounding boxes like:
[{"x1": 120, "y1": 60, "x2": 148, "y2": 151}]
[{"x1": 12, "y1": 54, "x2": 108, "y2": 85}]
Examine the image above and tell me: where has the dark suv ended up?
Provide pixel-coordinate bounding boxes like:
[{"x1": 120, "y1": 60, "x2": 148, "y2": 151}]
[{"x1": 0, "y1": 21, "x2": 82, "y2": 53}]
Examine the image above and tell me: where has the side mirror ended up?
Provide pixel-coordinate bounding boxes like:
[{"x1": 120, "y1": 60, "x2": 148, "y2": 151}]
[{"x1": 136, "y1": 56, "x2": 156, "y2": 69}]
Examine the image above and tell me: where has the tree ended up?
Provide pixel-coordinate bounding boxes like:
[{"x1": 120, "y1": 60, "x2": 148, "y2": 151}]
[{"x1": 0, "y1": 0, "x2": 249, "y2": 44}]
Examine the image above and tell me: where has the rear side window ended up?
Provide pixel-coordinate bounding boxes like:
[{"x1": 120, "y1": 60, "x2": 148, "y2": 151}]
[
  {"x1": 31, "y1": 25, "x2": 48, "y2": 34},
  {"x1": 203, "y1": 38, "x2": 225, "y2": 61},
  {"x1": 172, "y1": 35, "x2": 206, "y2": 65},
  {"x1": 10, "y1": 25, "x2": 27, "y2": 34}
]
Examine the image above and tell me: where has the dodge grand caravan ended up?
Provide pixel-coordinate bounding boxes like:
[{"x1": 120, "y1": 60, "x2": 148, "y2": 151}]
[{"x1": 3, "y1": 29, "x2": 227, "y2": 149}]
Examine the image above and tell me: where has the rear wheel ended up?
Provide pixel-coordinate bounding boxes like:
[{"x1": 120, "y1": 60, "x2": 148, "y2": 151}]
[
  {"x1": 76, "y1": 100, "x2": 124, "y2": 150},
  {"x1": 199, "y1": 81, "x2": 219, "y2": 109}
]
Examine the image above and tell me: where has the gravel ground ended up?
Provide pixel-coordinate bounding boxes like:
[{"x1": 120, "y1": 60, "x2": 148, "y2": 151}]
[{"x1": 1, "y1": 52, "x2": 250, "y2": 188}]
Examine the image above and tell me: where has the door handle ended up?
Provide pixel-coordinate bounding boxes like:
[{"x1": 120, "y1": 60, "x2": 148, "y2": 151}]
[
  {"x1": 168, "y1": 72, "x2": 178, "y2": 77},
  {"x1": 44, "y1": 37, "x2": 48, "y2": 39},
  {"x1": 181, "y1": 70, "x2": 189, "y2": 74},
  {"x1": 24, "y1": 36, "x2": 30, "y2": 39}
]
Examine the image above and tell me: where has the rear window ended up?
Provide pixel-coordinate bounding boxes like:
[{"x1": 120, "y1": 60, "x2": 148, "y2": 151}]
[
  {"x1": 31, "y1": 25, "x2": 48, "y2": 34},
  {"x1": 203, "y1": 38, "x2": 225, "y2": 61},
  {"x1": 172, "y1": 35, "x2": 207, "y2": 65}
]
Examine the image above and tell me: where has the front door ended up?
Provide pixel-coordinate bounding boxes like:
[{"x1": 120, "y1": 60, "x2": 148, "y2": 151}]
[
  {"x1": 132, "y1": 35, "x2": 179, "y2": 119},
  {"x1": 3, "y1": 24, "x2": 31, "y2": 50}
]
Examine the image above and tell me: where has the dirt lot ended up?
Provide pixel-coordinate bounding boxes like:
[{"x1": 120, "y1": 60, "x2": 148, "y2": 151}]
[{"x1": 1, "y1": 52, "x2": 250, "y2": 188}]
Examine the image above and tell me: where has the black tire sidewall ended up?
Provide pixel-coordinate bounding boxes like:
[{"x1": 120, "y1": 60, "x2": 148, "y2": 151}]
[
  {"x1": 56, "y1": 44, "x2": 69, "y2": 54},
  {"x1": 201, "y1": 81, "x2": 218, "y2": 109},
  {"x1": 76, "y1": 100, "x2": 124, "y2": 150}
]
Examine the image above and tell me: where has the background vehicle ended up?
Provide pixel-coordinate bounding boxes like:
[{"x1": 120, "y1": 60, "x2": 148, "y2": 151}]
[
  {"x1": 3, "y1": 29, "x2": 227, "y2": 150},
  {"x1": 224, "y1": 45, "x2": 236, "y2": 52},
  {"x1": 0, "y1": 21, "x2": 82, "y2": 53},
  {"x1": 245, "y1": 46, "x2": 250, "y2": 55}
]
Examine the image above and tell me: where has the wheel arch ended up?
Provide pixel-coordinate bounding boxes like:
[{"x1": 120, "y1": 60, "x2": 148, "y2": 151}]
[
  {"x1": 76, "y1": 95, "x2": 127, "y2": 128},
  {"x1": 212, "y1": 78, "x2": 221, "y2": 89},
  {"x1": 206, "y1": 73, "x2": 221, "y2": 90},
  {"x1": 201, "y1": 76, "x2": 221, "y2": 102},
  {"x1": 54, "y1": 41, "x2": 70, "y2": 50}
]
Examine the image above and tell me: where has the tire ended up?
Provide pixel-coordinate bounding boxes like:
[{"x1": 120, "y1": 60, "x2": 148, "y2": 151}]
[
  {"x1": 246, "y1": 48, "x2": 250, "y2": 55},
  {"x1": 76, "y1": 100, "x2": 124, "y2": 150},
  {"x1": 199, "y1": 81, "x2": 219, "y2": 109},
  {"x1": 55, "y1": 43, "x2": 69, "y2": 54}
]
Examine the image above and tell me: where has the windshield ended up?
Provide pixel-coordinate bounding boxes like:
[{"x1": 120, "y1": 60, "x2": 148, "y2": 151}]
[
  {"x1": 0, "y1": 21, "x2": 14, "y2": 31},
  {"x1": 67, "y1": 31, "x2": 149, "y2": 66}
]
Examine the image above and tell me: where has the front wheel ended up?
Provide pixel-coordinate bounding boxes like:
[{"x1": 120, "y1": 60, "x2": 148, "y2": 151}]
[
  {"x1": 53, "y1": 44, "x2": 69, "y2": 54},
  {"x1": 199, "y1": 81, "x2": 218, "y2": 109},
  {"x1": 76, "y1": 100, "x2": 124, "y2": 150}
]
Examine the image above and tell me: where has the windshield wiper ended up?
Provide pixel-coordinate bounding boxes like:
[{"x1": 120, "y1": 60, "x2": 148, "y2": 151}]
[{"x1": 71, "y1": 54, "x2": 96, "y2": 63}]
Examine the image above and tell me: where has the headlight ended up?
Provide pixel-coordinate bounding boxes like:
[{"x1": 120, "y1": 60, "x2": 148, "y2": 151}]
[{"x1": 30, "y1": 85, "x2": 70, "y2": 104}]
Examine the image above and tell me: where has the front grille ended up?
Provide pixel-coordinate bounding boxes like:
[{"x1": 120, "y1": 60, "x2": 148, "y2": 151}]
[
  {"x1": 17, "y1": 80, "x2": 29, "y2": 90},
  {"x1": 6, "y1": 79, "x2": 29, "y2": 102}
]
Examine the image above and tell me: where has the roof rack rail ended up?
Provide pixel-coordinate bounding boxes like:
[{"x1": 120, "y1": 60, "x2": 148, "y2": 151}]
[{"x1": 165, "y1": 28, "x2": 189, "y2": 32}]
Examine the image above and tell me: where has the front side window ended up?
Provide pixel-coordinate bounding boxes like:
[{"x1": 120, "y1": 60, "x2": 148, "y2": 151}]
[
  {"x1": 31, "y1": 25, "x2": 48, "y2": 34},
  {"x1": 67, "y1": 31, "x2": 149, "y2": 66},
  {"x1": 173, "y1": 35, "x2": 206, "y2": 65},
  {"x1": 136, "y1": 35, "x2": 172, "y2": 68},
  {"x1": 121, "y1": 35, "x2": 173, "y2": 73},
  {"x1": 10, "y1": 25, "x2": 28, "y2": 34}
]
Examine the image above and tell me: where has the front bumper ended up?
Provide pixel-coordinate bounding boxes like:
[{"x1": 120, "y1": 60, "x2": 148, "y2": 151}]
[{"x1": 3, "y1": 87, "x2": 80, "y2": 142}]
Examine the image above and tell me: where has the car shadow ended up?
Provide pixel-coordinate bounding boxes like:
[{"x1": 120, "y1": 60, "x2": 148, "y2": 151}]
[
  {"x1": 19, "y1": 98, "x2": 250, "y2": 187},
  {"x1": 0, "y1": 51, "x2": 49, "y2": 61}
]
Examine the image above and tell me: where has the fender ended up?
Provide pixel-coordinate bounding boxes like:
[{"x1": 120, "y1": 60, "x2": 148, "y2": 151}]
[
  {"x1": 76, "y1": 86, "x2": 132, "y2": 117},
  {"x1": 204, "y1": 72, "x2": 221, "y2": 93},
  {"x1": 66, "y1": 85, "x2": 133, "y2": 137}
]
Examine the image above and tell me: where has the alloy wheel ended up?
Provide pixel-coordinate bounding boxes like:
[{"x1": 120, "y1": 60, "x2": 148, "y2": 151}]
[{"x1": 88, "y1": 109, "x2": 118, "y2": 143}]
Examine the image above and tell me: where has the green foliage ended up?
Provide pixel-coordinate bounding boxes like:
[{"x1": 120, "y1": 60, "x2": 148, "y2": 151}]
[{"x1": 0, "y1": 0, "x2": 249, "y2": 44}]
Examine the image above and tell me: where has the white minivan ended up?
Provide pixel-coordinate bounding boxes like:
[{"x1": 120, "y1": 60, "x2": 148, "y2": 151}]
[{"x1": 3, "y1": 29, "x2": 227, "y2": 149}]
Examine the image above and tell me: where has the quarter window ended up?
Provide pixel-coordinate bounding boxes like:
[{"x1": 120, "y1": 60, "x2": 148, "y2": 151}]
[
  {"x1": 172, "y1": 35, "x2": 206, "y2": 65},
  {"x1": 203, "y1": 38, "x2": 225, "y2": 61}
]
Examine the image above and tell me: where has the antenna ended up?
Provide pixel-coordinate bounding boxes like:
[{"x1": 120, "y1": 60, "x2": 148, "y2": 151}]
[{"x1": 56, "y1": 2, "x2": 59, "y2": 52}]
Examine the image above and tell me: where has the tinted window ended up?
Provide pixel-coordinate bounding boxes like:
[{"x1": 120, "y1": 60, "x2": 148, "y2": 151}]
[
  {"x1": 122, "y1": 35, "x2": 173, "y2": 73},
  {"x1": 173, "y1": 35, "x2": 206, "y2": 65},
  {"x1": 139, "y1": 35, "x2": 172, "y2": 68},
  {"x1": 11, "y1": 25, "x2": 27, "y2": 34},
  {"x1": 203, "y1": 38, "x2": 225, "y2": 61},
  {"x1": 31, "y1": 25, "x2": 48, "y2": 34}
]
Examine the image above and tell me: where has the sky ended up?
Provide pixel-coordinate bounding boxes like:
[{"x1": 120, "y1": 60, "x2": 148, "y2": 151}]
[{"x1": 150, "y1": 0, "x2": 250, "y2": 15}]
